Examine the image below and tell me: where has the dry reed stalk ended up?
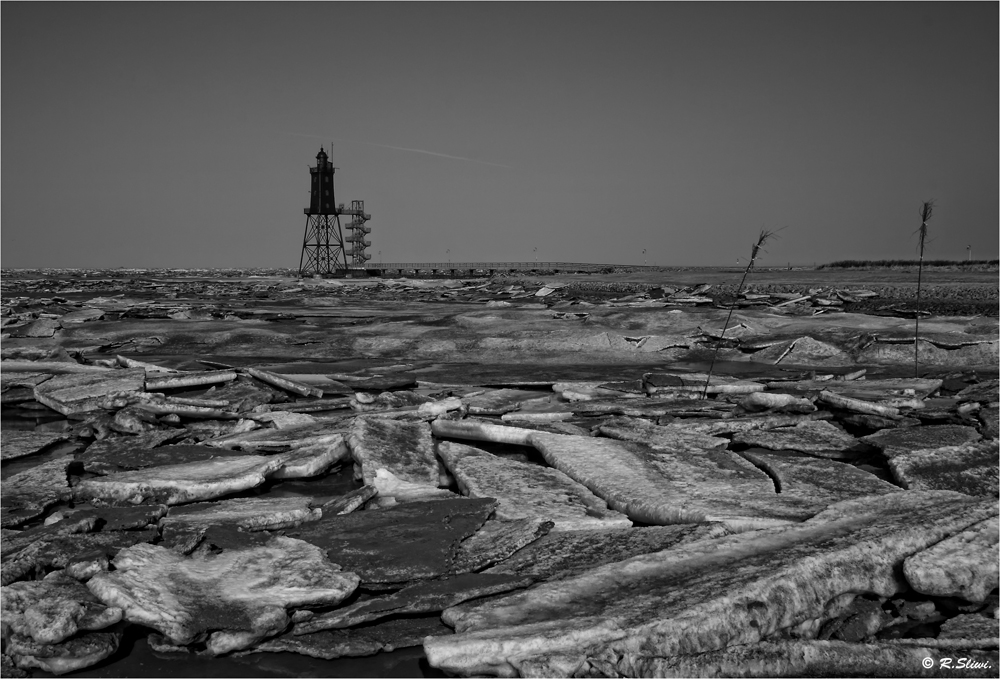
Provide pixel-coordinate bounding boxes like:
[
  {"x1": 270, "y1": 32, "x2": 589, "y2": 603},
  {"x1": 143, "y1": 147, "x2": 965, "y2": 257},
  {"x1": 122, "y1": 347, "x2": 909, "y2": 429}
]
[
  {"x1": 701, "y1": 228, "x2": 779, "y2": 399},
  {"x1": 914, "y1": 200, "x2": 934, "y2": 376}
]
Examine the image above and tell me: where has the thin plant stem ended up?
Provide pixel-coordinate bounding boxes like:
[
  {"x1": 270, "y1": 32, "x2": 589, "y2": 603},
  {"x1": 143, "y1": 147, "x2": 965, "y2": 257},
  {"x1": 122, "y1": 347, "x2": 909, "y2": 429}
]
[
  {"x1": 702, "y1": 228, "x2": 777, "y2": 399},
  {"x1": 914, "y1": 200, "x2": 934, "y2": 376}
]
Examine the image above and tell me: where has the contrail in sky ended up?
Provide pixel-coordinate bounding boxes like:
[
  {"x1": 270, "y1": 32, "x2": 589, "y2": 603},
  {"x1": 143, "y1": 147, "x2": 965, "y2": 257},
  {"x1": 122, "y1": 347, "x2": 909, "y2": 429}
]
[{"x1": 280, "y1": 132, "x2": 512, "y2": 169}]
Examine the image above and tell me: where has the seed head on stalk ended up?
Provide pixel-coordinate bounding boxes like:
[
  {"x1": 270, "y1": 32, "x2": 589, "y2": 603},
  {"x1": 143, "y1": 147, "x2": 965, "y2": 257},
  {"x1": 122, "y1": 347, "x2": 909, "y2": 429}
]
[
  {"x1": 701, "y1": 227, "x2": 781, "y2": 399},
  {"x1": 913, "y1": 200, "x2": 934, "y2": 376}
]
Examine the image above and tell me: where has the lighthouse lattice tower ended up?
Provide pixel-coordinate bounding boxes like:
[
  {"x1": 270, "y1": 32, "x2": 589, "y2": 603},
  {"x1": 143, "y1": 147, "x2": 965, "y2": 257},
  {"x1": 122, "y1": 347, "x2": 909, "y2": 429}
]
[{"x1": 298, "y1": 148, "x2": 371, "y2": 276}]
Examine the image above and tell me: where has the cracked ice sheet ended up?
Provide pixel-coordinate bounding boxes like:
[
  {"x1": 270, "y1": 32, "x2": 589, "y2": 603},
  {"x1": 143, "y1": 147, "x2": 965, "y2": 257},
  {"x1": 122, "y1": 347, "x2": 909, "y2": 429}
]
[
  {"x1": 424, "y1": 491, "x2": 994, "y2": 678},
  {"x1": 738, "y1": 449, "x2": 901, "y2": 508},
  {"x1": 527, "y1": 432, "x2": 817, "y2": 529},
  {"x1": 731, "y1": 419, "x2": 866, "y2": 459},
  {"x1": 437, "y1": 441, "x2": 632, "y2": 531}
]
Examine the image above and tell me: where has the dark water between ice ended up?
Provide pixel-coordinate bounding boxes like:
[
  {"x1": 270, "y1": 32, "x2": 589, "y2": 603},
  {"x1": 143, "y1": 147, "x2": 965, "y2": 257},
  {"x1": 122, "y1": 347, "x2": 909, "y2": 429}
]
[{"x1": 31, "y1": 630, "x2": 446, "y2": 678}]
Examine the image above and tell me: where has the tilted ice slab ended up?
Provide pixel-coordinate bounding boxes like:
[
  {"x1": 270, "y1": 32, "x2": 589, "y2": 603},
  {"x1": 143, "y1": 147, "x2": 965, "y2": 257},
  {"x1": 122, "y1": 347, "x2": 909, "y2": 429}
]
[
  {"x1": 87, "y1": 536, "x2": 359, "y2": 656},
  {"x1": 424, "y1": 491, "x2": 994, "y2": 677},
  {"x1": 74, "y1": 455, "x2": 286, "y2": 506},
  {"x1": 159, "y1": 496, "x2": 323, "y2": 535},
  {"x1": 32, "y1": 369, "x2": 145, "y2": 416},
  {"x1": 889, "y1": 441, "x2": 999, "y2": 497},
  {"x1": 608, "y1": 639, "x2": 999, "y2": 678},
  {"x1": 1, "y1": 572, "x2": 122, "y2": 645},
  {"x1": 346, "y1": 417, "x2": 441, "y2": 488},
  {"x1": 0, "y1": 430, "x2": 68, "y2": 462},
  {"x1": 1, "y1": 456, "x2": 74, "y2": 528},
  {"x1": 904, "y1": 514, "x2": 999, "y2": 603},
  {"x1": 437, "y1": 441, "x2": 632, "y2": 531}
]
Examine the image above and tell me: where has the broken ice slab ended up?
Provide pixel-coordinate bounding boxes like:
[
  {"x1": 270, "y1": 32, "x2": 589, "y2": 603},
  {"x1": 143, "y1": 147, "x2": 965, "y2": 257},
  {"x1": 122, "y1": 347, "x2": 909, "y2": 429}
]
[
  {"x1": 201, "y1": 375, "x2": 287, "y2": 411},
  {"x1": 888, "y1": 441, "x2": 998, "y2": 497},
  {"x1": 203, "y1": 417, "x2": 352, "y2": 452},
  {"x1": 936, "y1": 613, "x2": 1000, "y2": 646},
  {"x1": 329, "y1": 373, "x2": 419, "y2": 391},
  {"x1": 9, "y1": 318, "x2": 61, "y2": 338},
  {"x1": 133, "y1": 400, "x2": 240, "y2": 420},
  {"x1": 78, "y1": 441, "x2": 247, "y2": 476},
  {"x1": 2, "y1": 515, "x2": 102, "y2": 559},
  {"x1": 567, "y1": 397, "x2": 720, "y2": 418},
  {"x1": 66, "y1": 504, "x2": 168, "y2": 532},
  {"x1": 1, "y1": 456, "x2": 74, "y2": 528},
  {"x1": 159, "y1": 496, "x2": 323, "y2": 550},
  {"x1": 74, "y1": 454, "x2": 287, "y2": 506},
  {"x1": 596, "y1": 416, "x2": 728, "y2": 451},
  {"x1": 370, "y1": 468, "x2": 458, "y2": 505},
  {"x1": 114, "y1": 355, "x2": 177, "y2": 373},
  {"x1": 552, "y1": 381, "x2": 646, "y2": 402},
  {"x1": 431, "y1": 418, "x2": 538, "y2": 446},
  {"x1": 86, "y1": 537, "x2": 360, "y2": 655},
  {"x1": 252, "y1": 411, "x2": 318, "y2": 430},
  {"x1": 437, "y1": 441, "x2": 632, "y2": 531},
  {"x1": 527, "y1": 432, "x2": 815, "y2": 529},
  {"x1": 955, "y1": 379, "x2": 1000, "y2": 404},
  {"x1": 2, "y1": 528, "x2": 158, "y2": 587},
  {"x1": 5, "y1": 630, "x2": 121, "y2": 676},
  {"x1": 643, "y1": 372, "x2": 766, "y2": 395},
  {"x1": 818, "y1": 390, "x2": 902, "y2": 417},
  {"x1": 424, "y1": 491, "x2": 994, "y2": 678},
  {"x1": 266, "y1": 397, "x2": 353, "y2": 413},
  {"x1": 775, "y1": 377, "x2": 944, "y2": 400},
  {"x1": 738, "y1": 391, "x2": 817, "y2": 413},
  {"x1": 347, "y1": 417, "x2": 440, "y2": 487},
  {"x1": 0, "y1": 360, "x2": 114, "y2": 374},
  {"x1": 662, "y1": 413, "x2": 832, "y2": 437},
  {"x1": 500, "y1": 411, "x2": 572, "y2": 423},
  {"x1": 144, "y1": 369, "x2": 237, "y2": 390},
  {"x1": 731, "y1": 420, "x2": 869, "y2": 460},
  {"x1": 58, "y1": 308, "x2": 105, "y2": 324},
  {"x1": 464, "y1": 388, "x2": 549, "y2": 416},
  {"x1": 284, "y1": 498, "x2": 497, "y2": 584},
  {"x1": 245, "y1": 367, "x2": 324, "y2": 398},
  {"x1": 451, "y1": 517, "x2": 552, "y2": 573},
  {"x1": 294, "y1": 572, "x2": 533, "y2": 634},
  {"x1": 861, "y1": 424, "x2": 983, "y2": 459},
  {"x1": 904, "y1": 515, "x2": 999, "y2": 603},
  {"x1": 271, "y1": 435, "x2": 350, "y2": 479},
  {"x1": 0, "y1": 371, "x2": 53, "y2": 391},
  {"x1": 615, "y1": 639, "x2": 998, "y2": 678},
  {"x1": 747, "y1": 336, "x2": 854, "y2": 366},
  {"x1": 319, "y1": 485, "x2": 378, "y2": 515},
  {"x1": 1, "y1": 571, "x2": 123, "y2": 645},
  {"x1": 242, "y1": 615, "x2": 453, "y2": 660},
  {"x1": 0, "y1": 430, "x2": 68, "y2": 461},
  {"x1": 352, "y1": 390, "x2": 431, "y2": 412},
  {"x1": 32, "y1": 368, "x2": 145, "y2": 416},
  {"x1": 1, "y1": 386, "x2": 37, "y2": 404}
]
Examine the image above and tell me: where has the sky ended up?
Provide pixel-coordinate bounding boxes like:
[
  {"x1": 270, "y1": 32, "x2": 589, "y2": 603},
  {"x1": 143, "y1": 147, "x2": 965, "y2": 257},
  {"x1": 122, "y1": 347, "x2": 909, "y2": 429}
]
[{"x1": 2, "y1": 2, "x2": 997, "y2": 269}]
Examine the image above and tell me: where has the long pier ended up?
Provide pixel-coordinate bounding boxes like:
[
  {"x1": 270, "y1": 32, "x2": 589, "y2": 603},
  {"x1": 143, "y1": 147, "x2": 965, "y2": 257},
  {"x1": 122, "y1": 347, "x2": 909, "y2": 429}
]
[{"x1": 364, "y1": 262, "x2": 652, "y2": 277}]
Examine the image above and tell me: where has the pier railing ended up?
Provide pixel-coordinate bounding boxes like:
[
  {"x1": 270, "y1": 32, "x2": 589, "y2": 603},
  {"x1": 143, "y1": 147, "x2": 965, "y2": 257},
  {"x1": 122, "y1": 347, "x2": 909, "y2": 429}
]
[{"x1": 366, "y1": 262, "x2": 650, "y2": 275}]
